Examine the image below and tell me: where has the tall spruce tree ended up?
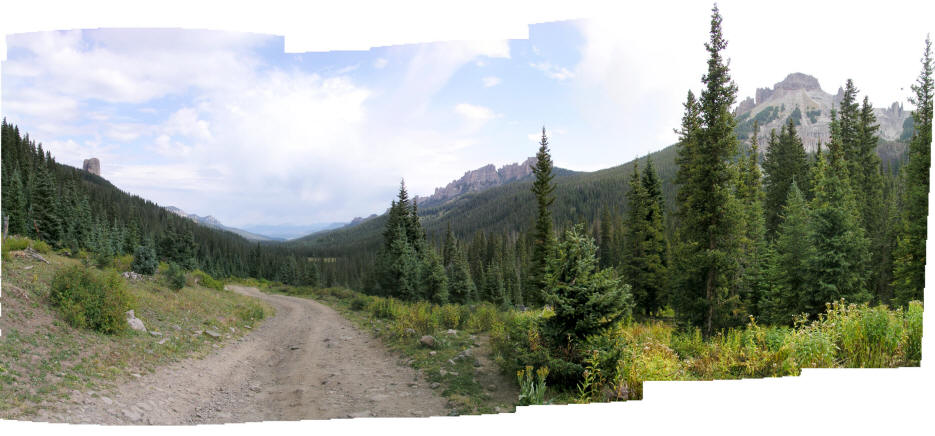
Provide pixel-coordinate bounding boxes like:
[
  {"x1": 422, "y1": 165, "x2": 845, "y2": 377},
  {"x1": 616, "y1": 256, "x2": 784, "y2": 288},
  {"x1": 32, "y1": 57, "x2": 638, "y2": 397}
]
[
  {"x1": 672, "y1": 5, "x2": 744, "y2": 334},
  {"x1": 893, "y1": 35, "x2": 933, "y2": 305},
  {"x1": 447, "y1": 242, "x2": 476, "y2": 304},
  {"x1": 529, "y1": 126, "x2": 556, "y2": 305},
  {"x1": 737, "y1": 121, "x2": 767, "y2": 316},
  {"x1": 853, "y1": 96, "x2": 887, "y2": 300},
  {"x1": 763, "y1": 119, "x2": 810, "y2": 237},
  {"x1": 761, "y1": 181, "x2": 811, "y2": 324},
  {"x1": 806, "y1": 142, "x2": 871, "y2": 315},
  {"x1": 30, "y1": 161, "x2": 62, "y2": 244},
  {"x1": 599, "y1": 207, "x2": 614, "y2": 268},
  {"x1": 623, "y1": 161, "x2": 668, "y2": 316}
]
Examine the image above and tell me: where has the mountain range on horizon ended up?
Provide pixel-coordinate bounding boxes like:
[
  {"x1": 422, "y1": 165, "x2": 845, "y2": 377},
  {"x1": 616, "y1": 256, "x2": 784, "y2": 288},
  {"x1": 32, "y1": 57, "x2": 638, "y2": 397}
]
[{"x1": 166, "y1": 72, "x2": 915, "y2": 245}]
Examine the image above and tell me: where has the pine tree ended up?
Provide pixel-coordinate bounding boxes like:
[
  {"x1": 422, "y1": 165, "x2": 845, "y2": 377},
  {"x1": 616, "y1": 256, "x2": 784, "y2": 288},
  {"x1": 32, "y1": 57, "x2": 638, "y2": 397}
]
[
  {"x1": 806, "y1": 148, "x2": 871, "y2": 315},
  {"x1": 763, "y1": 119, "x2": 810, "y2": 237},
  {"x1": 443, "y1": 222, "x2": 456, "y2": 267},
  {"x1": 529, "y1": 126, "x2": 556, "y2": 305},
  {"x1": 672, "y1": 5, "x2": 744, "y2": 334},
  {"x1": 542, "y1": 225, "x2": 633, "y2": 345},
  {"x1": 421, "y1": 249, "x2": 449, "y2": 304},
  {"x1": 853, "y1": 96, "x2": 887, "y2": 301},
  {"x1": 30, "y1": 161, "x2": 62, "y2": 244},
  {"x1": 447, "y1": 243, "x2": 477, "y2": 304},
  {"x1": 6, "y1": 167, "x2": 28, "y2": 235},
  {"x1": 599, "y1": 207, "x2": 613, "y2": 268},
  {"x1": 623, "y1": 161, "x2": 668, "y2": 317},
  {"x1": 761, "y1": 181, "x2": 811, "y2": 324},
  {"x1": 736, "y1": 121, "x2": 767, "y2": 316},
  {"x1": 893, "y1": 35, "x2": 933, "y2": 305}
]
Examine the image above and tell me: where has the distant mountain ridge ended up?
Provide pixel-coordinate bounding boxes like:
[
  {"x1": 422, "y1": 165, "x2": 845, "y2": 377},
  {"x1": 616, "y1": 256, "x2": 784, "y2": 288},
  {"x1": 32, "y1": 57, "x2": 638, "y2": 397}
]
[
  {"x1": 164, "y1": 206, "x2": 279, "y2": 242},
  {"x1": 414, "y1": 156, "x2": 575, "y2": 207},
  {"x1": 734, "y1": 72, "x2": 911, "y2": 152},
  {"x1": 239, "y1": 222, "x2": 347, "y2": 241}
]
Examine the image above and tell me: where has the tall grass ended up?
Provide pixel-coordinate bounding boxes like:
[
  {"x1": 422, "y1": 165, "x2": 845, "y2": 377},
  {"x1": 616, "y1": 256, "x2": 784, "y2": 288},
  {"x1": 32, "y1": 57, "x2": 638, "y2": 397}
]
[{"x1": 265, "y1": 282, "x2": 923, "y2": 403}]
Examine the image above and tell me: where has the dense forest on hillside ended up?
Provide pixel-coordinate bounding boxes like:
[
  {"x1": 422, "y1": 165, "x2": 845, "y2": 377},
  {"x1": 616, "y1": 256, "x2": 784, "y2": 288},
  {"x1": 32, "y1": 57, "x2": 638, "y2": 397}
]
[
  {"x1": 0, "y1": 121, "x2": 323, "y2": 285},
  {"x1": 294, "y1": 7, "x2": 930, "y2": 347}
]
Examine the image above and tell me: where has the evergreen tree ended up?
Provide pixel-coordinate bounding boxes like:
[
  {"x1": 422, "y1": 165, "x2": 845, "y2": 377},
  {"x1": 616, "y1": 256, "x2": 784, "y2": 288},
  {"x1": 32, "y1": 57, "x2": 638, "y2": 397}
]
[
  {"x1": 529, "y1": 126, "x2": 556, "y2": 304},
  {"x1": 599, "y1": 207, "x2": 613, "y2": 268},
  {"x1": 5, "y1": 168, "x2": 28, "y2": 235},
  {"x1": 623, "y1": 161, "x2": 668, "y2": 316},
  {"x1": 854, "y1": 96, "x2": 887, "y2": 300},
  {"x1": 443, "y1": 222, "x2": 456, "y2": 267},
  {"x1": 542, "y1": 225, "x2": 633, "y2": 345},
  {"x1": 30, "y1": 162, "x2": 62, "y2": 244},
  {"x1": 447, "y1": 243, "x2": 476, "y2": 304},
  {"x1": 131, "y1": 240, "x2": 158, "y2": 275},
  {"x1": 893, "y1": 35, "x2": 933, "y2": 305},
  {"x1": 761, "y1": 181, "x2": 811, "y2": 324},
  {"x1": 806, "y1": 149, "x2": 871, "y2": 315},
  {"x1": 421, "y1": 249, "x2": 449, "y2": 304},
  {"x1": 672, "y1": 5, "x2": 745, "y2": 334},
  {"x1": 736, "y1": 121, "x2": 767, "y2": 316},
  {"x1": 763, "y1": 119, "x2": 810, "y2": 237}
]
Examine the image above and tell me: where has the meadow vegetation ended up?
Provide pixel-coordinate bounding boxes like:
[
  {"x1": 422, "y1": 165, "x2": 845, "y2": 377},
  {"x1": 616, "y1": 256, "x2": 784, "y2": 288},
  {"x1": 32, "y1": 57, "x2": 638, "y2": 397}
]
[
  {"x1": 0, "y1": 237, "x2": 273, "y2": 418},
  {"x1": 249, "y1": 277, "x2": 922, "y2": 407}
]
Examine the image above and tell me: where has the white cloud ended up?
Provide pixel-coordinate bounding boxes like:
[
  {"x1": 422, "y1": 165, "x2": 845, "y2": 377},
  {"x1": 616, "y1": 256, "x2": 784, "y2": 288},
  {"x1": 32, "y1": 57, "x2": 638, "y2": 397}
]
[
  {"x1": 373, "y1": 58, "x2": 388, "y2": 69},
  {"x1": 530, "y1": 61, "x2": 575, "y2": 80},
  {"x1": 482, "y1": 76, "x2": 501, "y2": 87},
  {"x1": 4, "y1": 29, "x2": 267, "y2": 104},
  {"x1": 163, "y1": 108, "x2": 212, "y2": 141},
  {"x1": 389, "y1": 40, "x2": 510, "y2": 118},
  {"x1": 455, "y1": 103, "x2": 496, "y2": 121}
]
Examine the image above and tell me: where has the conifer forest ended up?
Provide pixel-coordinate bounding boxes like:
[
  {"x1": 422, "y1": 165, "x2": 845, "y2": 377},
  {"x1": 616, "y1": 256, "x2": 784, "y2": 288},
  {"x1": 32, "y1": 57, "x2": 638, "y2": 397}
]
[{"x1": 0, "y1": 3, "x2": 931, "y2": 419}]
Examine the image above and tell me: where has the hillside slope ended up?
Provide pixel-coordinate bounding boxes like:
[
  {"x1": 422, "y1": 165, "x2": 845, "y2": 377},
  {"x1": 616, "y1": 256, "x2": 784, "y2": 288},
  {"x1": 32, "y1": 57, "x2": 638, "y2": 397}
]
[{"x1": 290, "y1": 144, "x2": 680, "y2": 256}]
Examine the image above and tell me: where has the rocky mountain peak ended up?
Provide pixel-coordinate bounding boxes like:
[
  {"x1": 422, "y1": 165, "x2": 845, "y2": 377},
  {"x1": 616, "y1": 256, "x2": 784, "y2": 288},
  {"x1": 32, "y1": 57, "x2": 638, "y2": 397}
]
[
  {"x1": 82, "y1": 157, "x2": 101, "y2": 176},
  {"x1": 774, "y1": 73, "x2": 822, "y2": 92},
  {"x1": 415, "y1": 156, "x2": 538, "y2": 206},
  {"x1": 735, "y1": 72, "x2": 911, "y2": 152}
]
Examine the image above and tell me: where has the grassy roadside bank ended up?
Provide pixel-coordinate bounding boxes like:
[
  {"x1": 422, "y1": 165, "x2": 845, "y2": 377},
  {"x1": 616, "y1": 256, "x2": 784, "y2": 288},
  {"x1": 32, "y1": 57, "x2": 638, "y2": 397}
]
[
  {"x1": 239, "y1": 277, "x2": 923, "y2": 408},
  {"x1": 0, "y1": 238, "x2": 274, "y2": 419}
]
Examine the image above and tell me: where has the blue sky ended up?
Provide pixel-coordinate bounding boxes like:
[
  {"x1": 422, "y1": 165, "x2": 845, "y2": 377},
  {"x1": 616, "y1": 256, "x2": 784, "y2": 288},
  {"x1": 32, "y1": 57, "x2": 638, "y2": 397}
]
[{"x1": 2, "y1": 2, "x2": 933, "y2": 227}]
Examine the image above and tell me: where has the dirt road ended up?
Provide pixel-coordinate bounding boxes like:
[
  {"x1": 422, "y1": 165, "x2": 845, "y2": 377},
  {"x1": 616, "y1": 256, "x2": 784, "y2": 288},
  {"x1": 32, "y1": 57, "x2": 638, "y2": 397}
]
[{"x1": 35, "y1": 285, "x2": 449, "y2": 424}]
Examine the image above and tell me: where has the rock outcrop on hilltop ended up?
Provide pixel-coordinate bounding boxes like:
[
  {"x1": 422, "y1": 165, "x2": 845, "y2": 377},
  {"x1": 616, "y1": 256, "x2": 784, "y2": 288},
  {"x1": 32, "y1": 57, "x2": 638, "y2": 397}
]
[
  {"x1": 734, "y1": 73, "x2": 911, "y2": 152},
  {"x1": 82, "y1": 158, "x2": 101, "y2": 176},
  {"x1": 415, "y1": 156, "x2": 538, "y2": 207}
]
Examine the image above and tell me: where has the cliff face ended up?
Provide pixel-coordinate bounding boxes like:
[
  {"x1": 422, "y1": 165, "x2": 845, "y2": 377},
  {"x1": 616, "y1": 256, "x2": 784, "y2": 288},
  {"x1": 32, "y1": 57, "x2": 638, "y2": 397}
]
[
  {"x1": 734, "y1": 73, "x2": 911, "y2": 152},
  {"x1": 82, "y1": 158, "x2": 101, "y2": 176},
  {"x1": 415, "y1": 156, "x2": 538, "y2": 206}
]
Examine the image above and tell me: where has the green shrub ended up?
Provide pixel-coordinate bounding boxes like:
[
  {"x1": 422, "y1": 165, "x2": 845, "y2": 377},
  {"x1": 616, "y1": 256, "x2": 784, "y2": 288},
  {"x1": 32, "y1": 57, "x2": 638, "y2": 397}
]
[
  {"x1": 130, "y1": 245, "x2": 157, "y2": 275},
  {"x1": 517, "y1": 366, "x2": 549, "y2": 406},
  {"x1": 49, "y1": 265, "x2": 131, "y2": 334},
  {"x1": 397, "y1": 301, "x2": 439, "y2": 335},
  {"x1": 32, "y1": 239, "x2": 52, "y2": 254},
  {"x1": 825, "y1": 302, "x2": 905, "y2": 367},
  {"x1": 350, "y1": 295, "x2": 371, "y2": 311},
  {"x1": 466, "y1": 303, "x2": 500, "y2": 332},
  {"x1": 903, "y1": 301, "x2": 923, "y2": 365},
  {"x1": 789, "y1": 329, "x2": 836, "y2": 368},
  {"x1": 165, "y1": 262, "x2": 186, "y2": 291},
  {"x1": 95, "y1": 251, "x2": 114, "y2": 269},
  {"x1": 192, "y1": 269, "x2": 224, "y2": 291},
  {"x1": 437, "y1": 304, "x2": 462, "y2": 329},
  {"x1": 2, "y1": 236, "x2": 31, "y2": 256},
  {"x1": 113, "y1": 254, "x2": 134, "y2": 272},
  {"x1": 369, "y1": 297, "x2": 403, "y2": 320}
]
